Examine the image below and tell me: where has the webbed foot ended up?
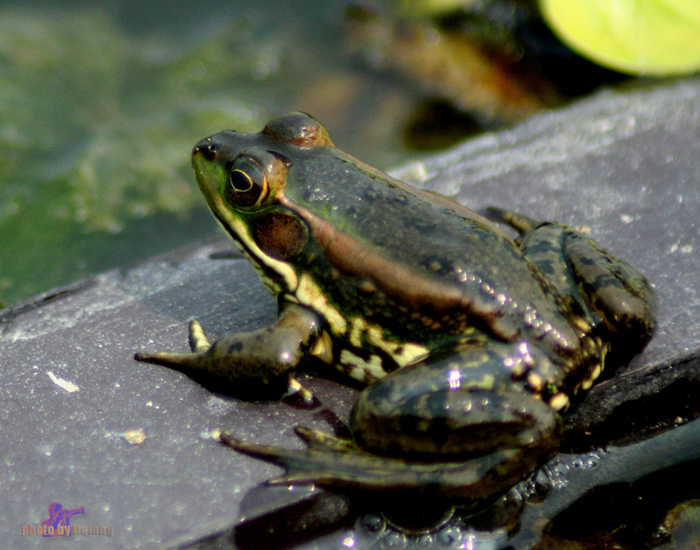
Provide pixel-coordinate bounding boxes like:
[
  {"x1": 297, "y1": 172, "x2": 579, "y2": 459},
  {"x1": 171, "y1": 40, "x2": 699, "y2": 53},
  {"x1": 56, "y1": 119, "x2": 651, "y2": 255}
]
[{"x1": 219, "y1": 428, "x2": 528, "y2": 510}]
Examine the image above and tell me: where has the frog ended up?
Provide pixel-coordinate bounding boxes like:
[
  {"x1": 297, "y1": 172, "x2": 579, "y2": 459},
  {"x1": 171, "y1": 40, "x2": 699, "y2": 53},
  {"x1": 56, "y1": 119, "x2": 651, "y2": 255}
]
[{"x1": 136, "y1": 112, "x2": 655, "y2": 521}]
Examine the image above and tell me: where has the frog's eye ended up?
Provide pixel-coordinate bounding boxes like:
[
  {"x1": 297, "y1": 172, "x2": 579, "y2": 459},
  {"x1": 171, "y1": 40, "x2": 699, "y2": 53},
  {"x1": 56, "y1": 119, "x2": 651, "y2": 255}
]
[{"x1": 225, "y1": 156, "x2": 269, "y2": 207}]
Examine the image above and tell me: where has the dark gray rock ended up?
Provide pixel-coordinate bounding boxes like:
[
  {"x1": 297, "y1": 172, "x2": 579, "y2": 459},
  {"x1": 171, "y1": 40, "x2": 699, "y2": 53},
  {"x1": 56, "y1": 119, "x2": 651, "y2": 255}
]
[
  {"x1": 0, "y1": 241, "x2": 357, "y2": 549},
  {"x1": 2, "y1": 77, "x2": 700, "y2": 550}
]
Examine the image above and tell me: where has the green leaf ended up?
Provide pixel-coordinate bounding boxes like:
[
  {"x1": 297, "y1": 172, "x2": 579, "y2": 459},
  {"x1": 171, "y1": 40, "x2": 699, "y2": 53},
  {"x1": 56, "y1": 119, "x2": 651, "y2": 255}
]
[{"x1": 539, "y1": 0, "x2": 700, "y2": 75}]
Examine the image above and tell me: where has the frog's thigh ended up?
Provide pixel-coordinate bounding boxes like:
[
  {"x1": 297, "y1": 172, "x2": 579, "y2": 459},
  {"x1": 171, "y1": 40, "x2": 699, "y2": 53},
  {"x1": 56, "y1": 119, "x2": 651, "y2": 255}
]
[
  {"x1": 350, "y1": 343, "x2": 561, "y2": 460},
  {"x1": 522, "y1": 223, "x2": 655, "y2": 340}
]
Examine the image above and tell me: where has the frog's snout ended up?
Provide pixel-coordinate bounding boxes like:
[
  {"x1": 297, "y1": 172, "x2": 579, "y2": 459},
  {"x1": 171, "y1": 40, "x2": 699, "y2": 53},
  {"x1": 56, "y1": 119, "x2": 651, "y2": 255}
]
[{"x1": 193, "y1": 138, "x2": 219, "y2": 161}]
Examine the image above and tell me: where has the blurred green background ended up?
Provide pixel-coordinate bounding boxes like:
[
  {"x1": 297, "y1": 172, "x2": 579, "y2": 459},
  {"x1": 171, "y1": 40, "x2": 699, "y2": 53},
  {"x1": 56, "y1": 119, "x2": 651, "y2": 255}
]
[
  {"x1": 3, "y1": 0, "x2": 691, "y2": 307},
  {"x1": 1, "y1": 0, "x2": 404, "y2": 306}
]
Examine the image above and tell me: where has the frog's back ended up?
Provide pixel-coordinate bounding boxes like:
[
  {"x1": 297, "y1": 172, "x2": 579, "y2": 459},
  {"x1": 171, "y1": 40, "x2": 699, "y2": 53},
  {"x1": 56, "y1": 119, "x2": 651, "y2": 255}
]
[{"x1": 283, "y1": 146, "x2": 576, "y2": 351}]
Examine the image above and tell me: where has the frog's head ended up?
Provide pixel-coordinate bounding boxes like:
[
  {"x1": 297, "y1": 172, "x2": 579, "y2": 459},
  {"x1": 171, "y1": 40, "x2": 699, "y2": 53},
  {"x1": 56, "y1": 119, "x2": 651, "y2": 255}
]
[{"x1": 191, "y1": 112, "x2": 333, "y2": 295}]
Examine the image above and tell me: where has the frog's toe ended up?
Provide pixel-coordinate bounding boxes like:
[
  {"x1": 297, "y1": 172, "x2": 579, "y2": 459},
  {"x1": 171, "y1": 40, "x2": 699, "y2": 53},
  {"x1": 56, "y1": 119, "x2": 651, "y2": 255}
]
[
  {"x1": 485, "y1": 206, "x2": 539, "y2": 235},
  {"x1": 134, "y1": 350, "x2": 202, "y2": 368},
  {"x1": 136, "y1": 320, "x2": 211, "y2": 365},
  {"x1": 286, "y1": 378, "x2": 316, "y2": 405},
  {"x1": 294, "y1": 426, "x2": 355, "y2": 452},
  {"x1": 220, "y1": 430, "x2": 396, "y2": 488},
  {"x1": 188, "y1": 320, "x2": 212, "y2": 352},
  {"x1": 219, "y1": 431, "x2": 351, "y2": 486}
]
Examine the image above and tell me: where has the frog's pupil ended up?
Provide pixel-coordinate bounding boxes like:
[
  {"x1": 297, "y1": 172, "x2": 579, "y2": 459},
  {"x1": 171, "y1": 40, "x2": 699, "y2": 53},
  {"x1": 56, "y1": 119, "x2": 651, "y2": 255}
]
[{"x1": 230, "y1": 170, "x2": 253, "y2": 192}]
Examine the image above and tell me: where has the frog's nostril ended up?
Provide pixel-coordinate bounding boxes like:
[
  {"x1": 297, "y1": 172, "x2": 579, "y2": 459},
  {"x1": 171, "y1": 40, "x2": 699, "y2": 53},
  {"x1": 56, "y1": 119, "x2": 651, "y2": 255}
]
[{"x1": 193, "y1": 140, "x2": 218, "y2": 160}]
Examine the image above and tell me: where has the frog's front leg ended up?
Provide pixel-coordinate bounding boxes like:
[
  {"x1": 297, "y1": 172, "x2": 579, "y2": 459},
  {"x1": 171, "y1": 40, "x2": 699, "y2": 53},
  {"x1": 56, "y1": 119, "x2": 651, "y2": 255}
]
[
  {"x1": 135, "y1": 303, "x2": 321, "y2": 398},
  {"x1": 222, "y1": 339, "x2": 562, "y2": 514}
]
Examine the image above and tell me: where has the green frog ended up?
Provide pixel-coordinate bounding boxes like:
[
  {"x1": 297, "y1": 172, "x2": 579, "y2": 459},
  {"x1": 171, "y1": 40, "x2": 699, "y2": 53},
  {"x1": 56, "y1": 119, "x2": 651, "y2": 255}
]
[{"x1": 136, "y1": 112, "x2": 655, "y2": 518}]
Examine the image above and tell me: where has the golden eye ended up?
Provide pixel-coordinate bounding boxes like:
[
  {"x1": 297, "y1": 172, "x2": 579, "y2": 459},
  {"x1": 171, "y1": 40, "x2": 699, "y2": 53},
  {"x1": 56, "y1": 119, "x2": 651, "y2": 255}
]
[
  {"x1": 225, "y1": 156, "x2": 268, "y2": 207},
  {"x1": 229, "y1": 169, "x2": 253, "y2": 192}
]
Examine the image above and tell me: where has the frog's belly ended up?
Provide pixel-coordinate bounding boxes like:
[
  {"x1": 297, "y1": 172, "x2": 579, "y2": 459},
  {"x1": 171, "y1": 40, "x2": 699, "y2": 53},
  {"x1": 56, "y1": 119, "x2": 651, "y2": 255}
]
[{"x1": 313, "y1": 322, "x2": 430, "y2": 384}]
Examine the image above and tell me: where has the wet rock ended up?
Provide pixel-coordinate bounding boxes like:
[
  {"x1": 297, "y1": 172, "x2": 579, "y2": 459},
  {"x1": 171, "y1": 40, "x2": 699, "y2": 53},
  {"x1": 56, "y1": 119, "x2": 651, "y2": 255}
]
[{"x1": 2, "y1": 77, "x2": 700, "y2": 549}]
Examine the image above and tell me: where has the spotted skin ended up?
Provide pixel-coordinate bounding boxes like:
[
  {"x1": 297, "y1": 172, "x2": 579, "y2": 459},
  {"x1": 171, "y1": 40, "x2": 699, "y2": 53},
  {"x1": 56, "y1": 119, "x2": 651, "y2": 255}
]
[{"x1": 136, "y1": 113, "x2": 656, "y2": 518}]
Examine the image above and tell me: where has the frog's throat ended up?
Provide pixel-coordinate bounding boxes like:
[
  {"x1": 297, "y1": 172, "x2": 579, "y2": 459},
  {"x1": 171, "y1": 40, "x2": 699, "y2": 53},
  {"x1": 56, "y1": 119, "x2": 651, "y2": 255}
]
[{"x1": 209, "y1": 197, "x2": 297, "y2": 295}]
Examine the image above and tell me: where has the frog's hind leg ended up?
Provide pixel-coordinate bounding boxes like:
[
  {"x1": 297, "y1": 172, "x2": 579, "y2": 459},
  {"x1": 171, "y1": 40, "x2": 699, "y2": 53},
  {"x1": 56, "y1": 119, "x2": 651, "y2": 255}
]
[
  {"x1": 220, "y1": 341, "x2": 563, "y2": 515},
  {"x1": 519, "y1": 222, "x2": 656, "y2": 347},
  {"x1": 220, "y1": 428, "x2": 529, "y2": 526},
  {"x1": 562, "y1": 229, "x2": 656, "y2": 343},
  {"x1": 484, "y1": 205, "x2": 656, "y2": 343}
]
